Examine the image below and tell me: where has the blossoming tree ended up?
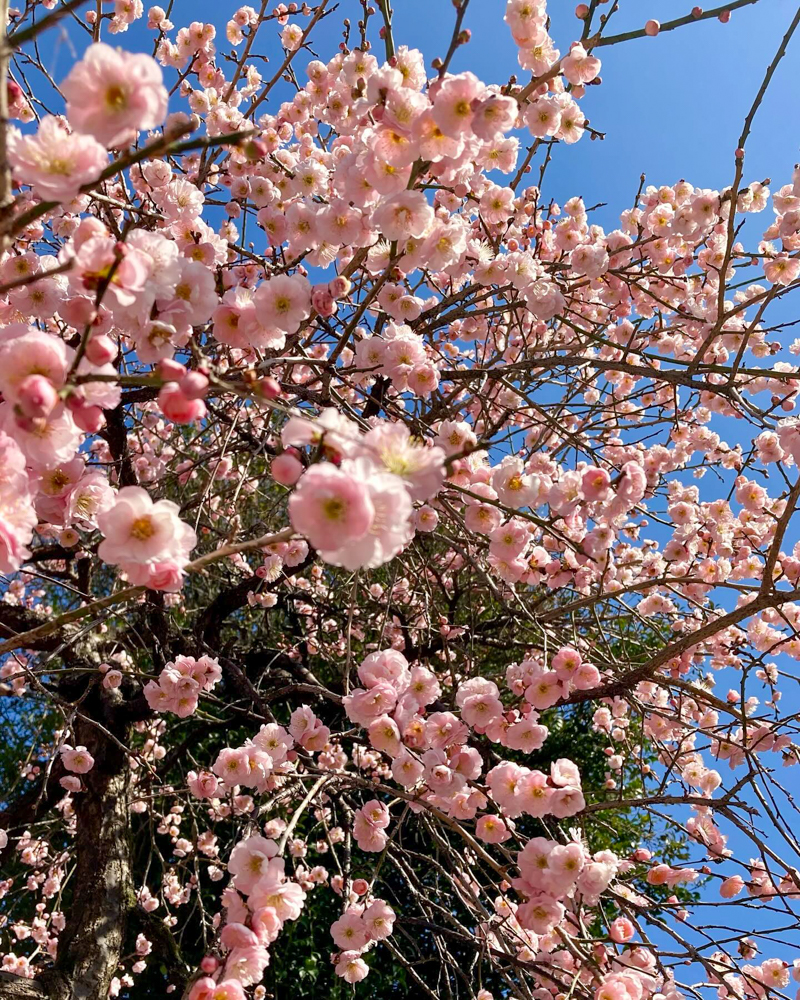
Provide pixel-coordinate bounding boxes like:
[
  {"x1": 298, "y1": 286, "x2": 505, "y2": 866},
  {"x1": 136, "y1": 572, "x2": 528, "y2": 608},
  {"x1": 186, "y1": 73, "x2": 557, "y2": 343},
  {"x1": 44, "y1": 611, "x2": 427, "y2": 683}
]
[{"x1": 1, "y1": 0, "x2": 800, "y2": 997}]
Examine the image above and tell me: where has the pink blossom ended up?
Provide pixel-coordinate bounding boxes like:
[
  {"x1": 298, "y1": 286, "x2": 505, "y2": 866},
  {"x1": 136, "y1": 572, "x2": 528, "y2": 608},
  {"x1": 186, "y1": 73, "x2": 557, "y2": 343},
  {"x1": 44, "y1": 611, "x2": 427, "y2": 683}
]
[
  {"x1": 363, "y1": 899, "x2": 395, "y2": 940},
  {"x1": 248, "y1": 876, "x2": 306, "y2": 922},
  {"x1": 291, "y1": 457, "x2": 413, "y2": 570},
  {"x1": 373, "y1": 191, "x2": 435, "y2": 240},
  {"x1": 61, "y1": 745, "x2": 95, "y2": 773},
  {"x1": 609, "y1": 917, "x2": 636, "y2": 943},
  {"x1": 431, "y1": 71, "x2": 485, "y2": 137},
  {"x1": 581, "y1": 466, "x2": 611, "y2": 501},
  {"x1": 362, "y1": 424, "x2": 446, "y2": 502},
  {"x1": 0, "y1": 330, "x2": 70, "y2": 405},
  {"x1": 253, "y1": 274, "x2": 311, "y2": 333},
  {"x1": 97, "y1": 486, "x2": 195, "y2": 585},
  {"x1": 65, "y1": 472, "x2": 115, "y2": 529},
  {"x1": 561, "y1": 42, "x2": 601, "y2": 85},
  {"x1": 189, "y1": 979, "x2": 245, "y2": 1000},
  {"x1": 368, "y1": 714, "x2": 402, "y2": 757},
  {"x1": 330, "y1": 911, "x2": 369, "y2": 951},
  {"x1": 391, "y1": 749, "x2": 424, "y2": 786},
  {"x1": 7, "y1": 116, "x2": 107, "y2": 202},
  {"x1": 343, "y1": 680, "x2": 398, "y2": 727},
  {"x1": 358, "y1": 648, "x2": 411, "y2": 692},
  {"x1": 335, "y1": 951, "x2": 369, "y2": 983},
  {"x1": 353, "y1": 800, "x2": 390, "y2": 853},
  {"x1": 289, "y1": 462, "x2": 375, "y2": 552},
  {"x1": 61, "y1": 42, "x2": 168, "y2": 147},
  {"x1": 525, "y1": 671, "x2": 562, "y2": 710},
  {"x1": 517, "y1": 894, "x2": 565, "y2": 934},
  {"x1": 476, "y1": 814, "x2": 512, "y2": 844},
  {"x1": 0, "y1": 431, "x2": 36, "y2": 573},
  {"x1": 69, "y1": 236, "x2": 151, "y2": 309},
  {"x1": 720, "y1": 875, "x2": 746, "y2": 898}
]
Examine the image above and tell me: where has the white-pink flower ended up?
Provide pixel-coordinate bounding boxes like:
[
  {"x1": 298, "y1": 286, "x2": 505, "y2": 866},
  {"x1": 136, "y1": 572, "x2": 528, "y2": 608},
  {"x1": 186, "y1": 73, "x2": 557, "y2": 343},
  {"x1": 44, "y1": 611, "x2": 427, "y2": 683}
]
[
  {"x1": 0, "y1": 329, "x2": 71, "y2": 405},
  {"x1": 0, "y1": 431, "x2": 36, "y2": 573},
  {"x1": 373, "y1": 191, "x2": 435, "y2": 240},
  {"x1": 61, "y1": 42, "x2": 169, "y2": 147},
  {"x1": 7, "y1": 116, "x2": 107, "y2": 203},
  {"x1": 97, "y1": 486, "x2": 196, "y2": 589},
  {"x1": 362, "y1": 423, "x2": 446, "y2": 502},
  {"x1": 253, "y1": 274, "x2": 312, "y2": 333},
  {"x1": 431, "y1": 71, "x2": 485, "y2": 137},
  {"x1": 61, "y1": 745, "x2": 95, "y2": 774}
]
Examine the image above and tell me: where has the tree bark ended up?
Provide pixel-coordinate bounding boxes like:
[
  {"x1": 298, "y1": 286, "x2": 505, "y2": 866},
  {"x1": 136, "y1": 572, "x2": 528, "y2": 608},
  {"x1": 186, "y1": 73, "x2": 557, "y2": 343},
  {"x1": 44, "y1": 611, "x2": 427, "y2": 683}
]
[{"x1": 0, "y1": 698, "x2": 135, "y2": 1000}]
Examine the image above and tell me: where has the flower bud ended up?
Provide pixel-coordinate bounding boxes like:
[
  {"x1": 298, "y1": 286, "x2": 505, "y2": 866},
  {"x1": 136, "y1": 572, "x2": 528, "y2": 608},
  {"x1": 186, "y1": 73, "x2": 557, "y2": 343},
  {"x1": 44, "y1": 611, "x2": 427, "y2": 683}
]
[
  {"x1": 85, "y1": 334, "x2": 116, "y2": 366},
  {"x1": 72, "y1": 404, "x2": 105, "y2": 433},
  {"x1": 180, "y1": 372, "x2": 209, "y2": 400},
  {"x1": 16, "y1": 375, "x2": 58, "y2": 419}
]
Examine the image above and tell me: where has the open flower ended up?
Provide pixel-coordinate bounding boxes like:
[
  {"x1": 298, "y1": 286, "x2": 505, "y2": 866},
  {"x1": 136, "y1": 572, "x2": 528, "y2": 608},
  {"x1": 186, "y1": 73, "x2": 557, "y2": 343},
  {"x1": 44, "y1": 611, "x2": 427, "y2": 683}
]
[
  {"x1": 61, "y1": 42, "x2": 168, "y2": 147},
  {"x1": 97, "y1": 486, "x2": 196, "y2": 590},
  {"x1": 7, "y1": 116, "x2": 107, "y2": 203}
]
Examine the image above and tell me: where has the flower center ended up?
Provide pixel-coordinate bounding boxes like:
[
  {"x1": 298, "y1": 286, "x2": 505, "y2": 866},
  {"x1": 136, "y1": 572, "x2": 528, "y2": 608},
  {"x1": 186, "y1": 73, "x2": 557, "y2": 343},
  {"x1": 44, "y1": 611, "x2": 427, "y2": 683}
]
[
  {"x1": 106, "y1": 84, "x2": 128, "y2": 111},
  {"x1": 130, "y1": 515, "x2": 156, "y2": 541},
  {"x1": 322, "y1": 497, "x2": 345, "y2": 521}
]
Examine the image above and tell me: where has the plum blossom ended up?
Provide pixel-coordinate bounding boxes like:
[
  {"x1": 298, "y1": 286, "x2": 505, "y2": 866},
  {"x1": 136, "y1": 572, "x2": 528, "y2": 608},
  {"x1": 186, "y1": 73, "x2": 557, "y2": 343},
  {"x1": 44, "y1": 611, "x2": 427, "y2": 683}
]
[
  {"x1": 7, "y1": 117, "x2": 107, "y2": 202},
  {"x1": 61, "y1": 42, "x2": 169, "y2": 147},
  {"x1": 97, "y1": 486, "x2": 196, "y2": 590}
]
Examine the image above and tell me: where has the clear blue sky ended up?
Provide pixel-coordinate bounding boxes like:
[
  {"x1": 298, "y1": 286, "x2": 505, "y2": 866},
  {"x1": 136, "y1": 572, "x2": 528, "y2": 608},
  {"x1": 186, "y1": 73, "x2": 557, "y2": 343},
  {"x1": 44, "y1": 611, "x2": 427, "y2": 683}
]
[
  {"x1": 44, "y1": 0, "x2": 800, "y2": 222},
  {"x1": 386, "y1": 0, "x2": 800, "y2": 225}
]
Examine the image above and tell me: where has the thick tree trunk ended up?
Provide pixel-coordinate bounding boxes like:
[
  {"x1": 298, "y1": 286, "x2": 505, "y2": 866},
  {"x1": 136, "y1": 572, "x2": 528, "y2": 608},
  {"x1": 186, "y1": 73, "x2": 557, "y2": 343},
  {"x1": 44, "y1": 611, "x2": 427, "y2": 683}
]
[
  {"x1": 54, "y1": 722, "x2": 134, "y2": 1000},
  {"x1": 0, "y1": 702, "x2": 135, "y2": 1000},
  {"x1": 0, "y1": 973, "x2": 48, "y2": 999}
]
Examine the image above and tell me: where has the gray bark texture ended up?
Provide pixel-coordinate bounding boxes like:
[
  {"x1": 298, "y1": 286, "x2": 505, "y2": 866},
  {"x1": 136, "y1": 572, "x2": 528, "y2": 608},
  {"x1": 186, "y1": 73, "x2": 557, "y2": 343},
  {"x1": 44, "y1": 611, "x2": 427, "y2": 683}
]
[{"x1": 0, "y1": 700, "x2": 135, "y2": 1000}]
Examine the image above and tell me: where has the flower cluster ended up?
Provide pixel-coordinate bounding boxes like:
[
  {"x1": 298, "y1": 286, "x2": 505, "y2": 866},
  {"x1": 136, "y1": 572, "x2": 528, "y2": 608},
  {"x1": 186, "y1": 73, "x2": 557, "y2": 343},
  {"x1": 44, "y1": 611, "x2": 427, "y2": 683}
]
[{"x1": 143, "y1": 655, "x2": 222, "y2": 717}]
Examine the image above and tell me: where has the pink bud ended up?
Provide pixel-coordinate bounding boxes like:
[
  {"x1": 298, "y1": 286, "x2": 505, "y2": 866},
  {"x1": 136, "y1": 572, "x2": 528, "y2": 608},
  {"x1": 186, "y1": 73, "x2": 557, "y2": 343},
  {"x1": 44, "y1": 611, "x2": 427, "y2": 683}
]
[
  {"x1": 180, "y1": 372, "x2": 209, "y2": 400},
  {"x1": 16, "y1": 375, "x2": 58, "y2": 419},
  {"x1": 158, "y1": 358, "x2": 187, "y2": 383},
  {"x1": 199, "y1": 957, "x2": 219, "y2": 974},
  {"x1": 59, "y1": 528, "x2": 79, "y2": 548},
  {"x1": 158, "y1": 384, "x2": 206, "y2": 424},
  {"x1": 311, "y1": 286, "x2": 337, "y2": 318},
  {"x1": 271, "y1": 452, "x2": 303, "y2": 486},
  {"x1": 72, "y1": 404, "x2": 105, "y2": 433},
  {"x1": 575, "y1": 3, "x2": 590, "y2": 16},
  {"x1": 243, "y1": 138, "x2": 268, "y2": 160},
  {"x1": 644, "y1": 19, "x2": 660, "y2": 35},
  {"x1": 85, "y1": 334, "x2": 116, "y2": 366},
  {"x1": 328, "y1": 276, "x2": 351, "y2": 297},
  {"x1": 610, "y1": 917, "x2": 636, "y2": 943},
  {"x1": 718, "y1": 9, "x2": 731, "y2": 22},
  {"x1": 692, "y1": 5, "x2": 703, "y2": 15},
  {"x1": 258, "y1": 376, "x2": 282, "y2": 400}
]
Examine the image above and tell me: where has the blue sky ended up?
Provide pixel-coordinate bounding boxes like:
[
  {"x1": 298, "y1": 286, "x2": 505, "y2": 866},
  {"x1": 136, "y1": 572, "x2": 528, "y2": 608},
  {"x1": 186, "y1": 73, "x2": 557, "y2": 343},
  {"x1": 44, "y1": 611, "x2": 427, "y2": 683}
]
[
  {"x1": 42, "y1": 0, "x2": 800, "y2": 224},
  {"x1": 33, "y1": 0, "x2": 799, "y2": 272},
  {"x1": 388, "y1": 0, "x2": 800, "y2": 224}
]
